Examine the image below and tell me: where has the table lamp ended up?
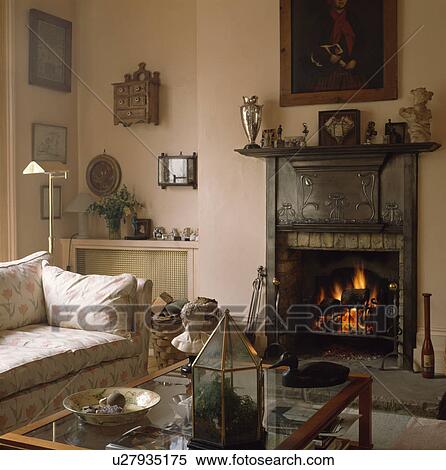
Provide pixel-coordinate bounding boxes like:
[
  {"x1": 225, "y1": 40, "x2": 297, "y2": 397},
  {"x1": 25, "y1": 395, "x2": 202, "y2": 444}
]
[
  {"x1": 23, "y1": 161, "x2": 68, "y2": 254},
  {"x1": 65, "y1": 193, "x2": 96, "y2": 239}
]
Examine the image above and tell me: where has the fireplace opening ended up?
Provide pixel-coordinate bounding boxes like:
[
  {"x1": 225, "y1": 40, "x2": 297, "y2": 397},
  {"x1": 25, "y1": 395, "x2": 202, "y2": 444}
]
[
  {"x1": 313, "y1": 263, "x2": 392, "y2": 337},
  {"x1": 280, "y1": 247, "x2": 401, "y2": 360}
]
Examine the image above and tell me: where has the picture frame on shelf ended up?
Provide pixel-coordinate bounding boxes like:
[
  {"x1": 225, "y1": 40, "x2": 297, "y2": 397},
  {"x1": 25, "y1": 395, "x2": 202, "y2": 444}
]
[
  {"x1": 29, "y1": 9, "x2": 72, "y2": 92},
  {"x1": 135, "y1": 219, "x2": 151, "y2": 239},
  {"x1": 32, "y1": 123, "x2": 67, "y2": 163},
  {"x1": 318, "y1": 109, "x2": 361, "y2": 146},
  {"x1": 280, "y1": 0, "x2": 398, "y2": 107},
  {"x1": 41, "y1": 185, "x2": 62, "y2": 220},
  {"x1": 385, "y1": 121, "x2": 408, "y2": 144}
]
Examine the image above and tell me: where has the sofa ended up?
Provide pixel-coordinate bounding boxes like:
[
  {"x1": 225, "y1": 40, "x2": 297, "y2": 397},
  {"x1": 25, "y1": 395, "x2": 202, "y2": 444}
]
[{"x1": 0, "y1": 252, "x2": 152, "y2": 435}]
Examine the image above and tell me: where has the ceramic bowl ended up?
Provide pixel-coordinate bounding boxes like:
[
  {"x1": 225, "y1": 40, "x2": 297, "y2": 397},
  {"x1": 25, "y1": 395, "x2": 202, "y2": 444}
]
[{"x1": 63, "y1": 387, "x2": 161, "y2": 426}]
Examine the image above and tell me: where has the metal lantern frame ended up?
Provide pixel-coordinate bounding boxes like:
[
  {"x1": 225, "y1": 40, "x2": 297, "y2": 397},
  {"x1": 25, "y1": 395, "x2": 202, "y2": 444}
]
[{"x1": 190, "y1": 311, "x2": 264, "y2": 450}]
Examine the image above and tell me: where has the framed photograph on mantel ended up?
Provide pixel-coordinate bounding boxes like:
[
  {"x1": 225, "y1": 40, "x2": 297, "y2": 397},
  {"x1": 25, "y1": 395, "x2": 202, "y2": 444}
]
[
  {"x1": 29, "y1": 9, "x2": 72, "y2": 92},
  {"x1": 280, "y1": 0, "x2": 398, "y2": 107},
  {"x1": 319, "y1": 109, "x2": 360, "y2": 146}
]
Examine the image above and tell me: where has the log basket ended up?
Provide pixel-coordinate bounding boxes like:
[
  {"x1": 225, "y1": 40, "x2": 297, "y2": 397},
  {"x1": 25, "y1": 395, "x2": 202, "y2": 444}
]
[{"x1": 150, "y1": 315, "x2": 187, "y2": 369}]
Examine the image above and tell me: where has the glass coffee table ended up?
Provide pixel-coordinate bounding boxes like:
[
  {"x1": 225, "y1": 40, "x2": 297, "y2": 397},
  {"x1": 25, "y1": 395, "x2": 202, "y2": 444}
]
[{"x1": 0, "y1": 361, "x2": 372, "y2": 450}]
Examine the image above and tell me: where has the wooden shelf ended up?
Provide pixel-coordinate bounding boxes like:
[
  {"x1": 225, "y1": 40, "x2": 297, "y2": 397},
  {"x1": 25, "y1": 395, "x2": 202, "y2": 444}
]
[
  {"x1": 235, "y1": 142, "x2": 441, "y2": 159},
  {"x1": 59, "y1": 238, "x2": 199, "y2": 249}
]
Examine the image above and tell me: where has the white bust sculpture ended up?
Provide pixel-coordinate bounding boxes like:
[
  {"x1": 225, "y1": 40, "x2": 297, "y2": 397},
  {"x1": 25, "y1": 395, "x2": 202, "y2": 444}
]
[{"x1": 399, "y1": 87, "x2": 434, "y2": 143}]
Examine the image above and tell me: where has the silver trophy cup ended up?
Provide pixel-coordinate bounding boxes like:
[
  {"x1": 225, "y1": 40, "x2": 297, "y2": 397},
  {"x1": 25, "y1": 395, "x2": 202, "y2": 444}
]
[{"x1": 240, "y1": 96, "x2": 263, "y2": 149}]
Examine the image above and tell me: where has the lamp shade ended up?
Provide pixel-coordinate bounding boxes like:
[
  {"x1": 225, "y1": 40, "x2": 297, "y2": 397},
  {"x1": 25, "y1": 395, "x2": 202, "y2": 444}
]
[
  {"x1": 23, "y1": 161, "x2": 68, "y2": 176},
  {"x1": 65, "y1": 193, "x2": 96, "y2": 213}
]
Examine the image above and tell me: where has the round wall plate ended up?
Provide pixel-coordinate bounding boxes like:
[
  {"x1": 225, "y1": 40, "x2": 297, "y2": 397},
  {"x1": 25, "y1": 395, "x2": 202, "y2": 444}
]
[{"x1": 86, "y1": 153, "x2": 122, "y2": 196}]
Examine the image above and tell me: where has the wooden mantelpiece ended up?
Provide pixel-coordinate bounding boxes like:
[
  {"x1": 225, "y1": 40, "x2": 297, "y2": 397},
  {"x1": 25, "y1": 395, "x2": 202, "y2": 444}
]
[{"x1": 235, "y1": 142, "x2": 441, "y2": 369}]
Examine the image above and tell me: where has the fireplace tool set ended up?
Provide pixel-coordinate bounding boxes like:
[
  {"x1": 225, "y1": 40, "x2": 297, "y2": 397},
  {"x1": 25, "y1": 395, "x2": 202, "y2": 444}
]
[
  {"x1": 264, "y1": 277, "x2": 287, "y2": 360},
  {"x1": 244, "y1": 266, "x2": 266, "y2": 345},
  {"x1": 380, "y1": 282, "x2": 411, "y2": 370},
  {"x1": 244, "y1": 268, "x2": 287, "y2": 360}
]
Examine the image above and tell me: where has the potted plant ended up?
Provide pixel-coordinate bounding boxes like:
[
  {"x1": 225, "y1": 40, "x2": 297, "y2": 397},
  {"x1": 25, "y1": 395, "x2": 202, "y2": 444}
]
[{"x1": 88, "y1": 185, "x2": 143, "y2": 239}]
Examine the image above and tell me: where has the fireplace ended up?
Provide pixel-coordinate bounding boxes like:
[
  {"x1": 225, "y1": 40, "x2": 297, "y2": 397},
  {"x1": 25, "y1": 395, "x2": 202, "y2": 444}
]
[
  {"x1": 303, "y1": 250, "x2": 398, "y2": 337},
  {"x1": 236, "y1": 141, "x2": 441, "y2": 370},
  {"x1": 276, "y1": 233, "x2": 402, "y2": 361}
]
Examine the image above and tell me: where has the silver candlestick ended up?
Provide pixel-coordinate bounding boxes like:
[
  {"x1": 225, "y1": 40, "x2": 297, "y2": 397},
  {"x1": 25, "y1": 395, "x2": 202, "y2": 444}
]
[{"x1": 240, "y1": 96, "x2": 263, "y2": 149}]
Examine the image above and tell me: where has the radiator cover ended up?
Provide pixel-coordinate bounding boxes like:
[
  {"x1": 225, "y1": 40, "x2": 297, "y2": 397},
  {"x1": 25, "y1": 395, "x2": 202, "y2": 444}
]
[{"x1": 76, "y1": 248, "x2": 189, "y2": 301}]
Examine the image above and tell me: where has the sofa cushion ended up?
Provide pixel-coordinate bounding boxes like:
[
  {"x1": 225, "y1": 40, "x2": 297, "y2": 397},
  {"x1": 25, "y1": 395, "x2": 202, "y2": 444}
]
[
  {"x1": 0, "y1": 324, "x2": 142, "y2": 400},
  {"x1": 42, "y1": 263, "x2": 137, "y2": 334},
  {"x1": 0, "y1": 252, "x2": 50, "y2": 331}
]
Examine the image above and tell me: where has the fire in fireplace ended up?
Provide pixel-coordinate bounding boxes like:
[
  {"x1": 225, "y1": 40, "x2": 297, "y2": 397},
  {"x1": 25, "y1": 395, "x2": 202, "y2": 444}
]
[
  {"x1": 314, "y1": 263, "x2": 387, "y2": 336},
  {"x1": 279, "y1": 247, "x2": 401, "y2": 360}
]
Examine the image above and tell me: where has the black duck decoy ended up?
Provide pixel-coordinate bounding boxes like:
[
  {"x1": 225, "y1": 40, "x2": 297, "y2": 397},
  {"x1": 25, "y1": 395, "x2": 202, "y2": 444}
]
[{"x1": 270, "y1": 353, "x2": 350, "y2": 388}]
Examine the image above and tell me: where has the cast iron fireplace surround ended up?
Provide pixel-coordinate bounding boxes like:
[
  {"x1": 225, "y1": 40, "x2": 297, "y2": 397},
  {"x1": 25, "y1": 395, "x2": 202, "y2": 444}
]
[{"x1": 236, "y1": 142, "x2": 441, "y2": 369}]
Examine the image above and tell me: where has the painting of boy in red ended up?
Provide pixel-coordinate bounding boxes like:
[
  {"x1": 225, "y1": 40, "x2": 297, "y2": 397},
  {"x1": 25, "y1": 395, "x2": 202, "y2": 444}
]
[{"x1": 292, "y1": 0, "x2": 384, "y2": 94}]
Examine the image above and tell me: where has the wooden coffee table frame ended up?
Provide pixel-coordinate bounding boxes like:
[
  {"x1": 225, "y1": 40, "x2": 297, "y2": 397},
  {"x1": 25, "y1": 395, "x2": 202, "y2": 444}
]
[{"x1": 0, "y1": 360, "x2": 372, "y2": 450}]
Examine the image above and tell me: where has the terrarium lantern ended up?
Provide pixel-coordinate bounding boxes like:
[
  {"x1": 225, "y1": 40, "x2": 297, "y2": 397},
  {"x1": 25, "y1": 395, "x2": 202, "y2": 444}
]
[{"x1": 190, "y1": 310, "x2": 264, "y2": 449}]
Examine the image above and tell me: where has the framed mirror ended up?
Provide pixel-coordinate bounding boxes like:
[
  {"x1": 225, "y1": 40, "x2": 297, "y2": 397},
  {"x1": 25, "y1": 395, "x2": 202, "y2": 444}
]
[{"x1": 158, "y1": 152, "x2": 197, "y2": 189}]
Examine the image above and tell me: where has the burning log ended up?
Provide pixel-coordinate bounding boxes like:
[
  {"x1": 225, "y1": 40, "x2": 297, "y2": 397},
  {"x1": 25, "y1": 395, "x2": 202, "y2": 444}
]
[
  {"x1": 319, "y1": 297, "x2": 341, "y2": 311},
  {"x1": 341, "y1": 288, "x2": 370, "y2": 306}
]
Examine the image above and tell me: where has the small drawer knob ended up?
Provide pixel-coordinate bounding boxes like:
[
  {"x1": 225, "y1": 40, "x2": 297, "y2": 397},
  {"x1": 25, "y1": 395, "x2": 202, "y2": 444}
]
[
  {"x1": 119, "y1": 87, "x2": 124, "y2": 92},
  {"x1": 127, "y1": 112, "x2": 132, "y2": 116}
]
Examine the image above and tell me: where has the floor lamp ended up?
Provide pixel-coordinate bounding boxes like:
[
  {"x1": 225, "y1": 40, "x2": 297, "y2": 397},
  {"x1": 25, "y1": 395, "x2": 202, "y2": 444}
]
[{"x1": 23, "y1": 161, "x2": 69, "y2": 255}]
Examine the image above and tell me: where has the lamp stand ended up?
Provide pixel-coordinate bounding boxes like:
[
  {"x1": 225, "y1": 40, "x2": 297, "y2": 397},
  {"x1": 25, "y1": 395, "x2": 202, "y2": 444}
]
[
  {"x1": 47, "y1": 172, "x2": 68, "y2": 255},
  {"x1": 22, "y1": 162, "x2": 69, "y2": 255},
  {"x1": 48, "y1": 173, "x2": 54, "y2": 255}
]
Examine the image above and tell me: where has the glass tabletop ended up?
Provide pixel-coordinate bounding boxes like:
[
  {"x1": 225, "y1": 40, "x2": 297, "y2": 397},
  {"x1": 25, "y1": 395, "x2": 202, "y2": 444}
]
[{"x1": 25, "y1": 368, "x2": 351, "y2": 450}]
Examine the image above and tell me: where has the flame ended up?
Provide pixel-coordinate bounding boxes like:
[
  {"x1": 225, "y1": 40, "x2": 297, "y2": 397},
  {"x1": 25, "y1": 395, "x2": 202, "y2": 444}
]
[
  {"x1": 353, "y1": 264, "x2": 367, "y2": 289},
  {"x1": 330, "y1": 282, "x2": 343, "y2": 301},
  {"x1": 316, "y1": 287, "x2": 326, "y2": 305},
  {"x1": 316, "y1": 263, "x2": 380, "y2": 334}
]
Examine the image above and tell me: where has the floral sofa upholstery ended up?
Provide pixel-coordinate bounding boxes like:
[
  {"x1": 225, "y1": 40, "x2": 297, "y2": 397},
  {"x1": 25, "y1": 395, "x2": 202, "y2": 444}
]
[{"x1": 0, "y1": 252, "x2": 151, "y2": 435}]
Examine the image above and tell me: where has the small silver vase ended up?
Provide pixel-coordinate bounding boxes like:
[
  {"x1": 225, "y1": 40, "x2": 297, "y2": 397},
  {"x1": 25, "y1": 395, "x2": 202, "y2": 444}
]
[{"x1": 240, "y1": 96, "x2": 263, "y2": 149}]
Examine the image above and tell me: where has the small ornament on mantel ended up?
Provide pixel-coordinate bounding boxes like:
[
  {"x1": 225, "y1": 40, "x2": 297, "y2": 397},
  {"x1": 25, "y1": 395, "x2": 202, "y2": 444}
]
[
  {"x1": 276, "y1": 125, "x2": 285, "y2": 148},
  {"x1": 302, "y1": 123, "x2": 309, "y2": 146},
  {"x1": 240, "y1": 96, "x2": 263, "y2": 149},
  {"x1": 399, "y1": 87, "x2": 434, "y2": 143},
  {"x1": 365, "y1": 121, "x2": 377, "y2": 144}
]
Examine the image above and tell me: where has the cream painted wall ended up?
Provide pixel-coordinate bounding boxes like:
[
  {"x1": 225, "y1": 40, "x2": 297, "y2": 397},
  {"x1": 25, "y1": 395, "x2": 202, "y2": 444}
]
[
  {"x1": 76, "y1": 0, "x2": 198, "y2": 238},
  {"x1": 13, "y1": 0, "x2": 446, "y2": 367},
  {"x1": 14, "y1": 0, "x2": 78, "y2": 258},
  {"x1": 196, "y1": 0, "x2": 446, "y2": 368}
]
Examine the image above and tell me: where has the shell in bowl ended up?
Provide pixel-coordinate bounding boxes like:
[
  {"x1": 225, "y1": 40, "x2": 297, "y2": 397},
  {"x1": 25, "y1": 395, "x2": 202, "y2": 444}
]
[{"x1": 63, "y1": 388, "x2": 161, "y2": 426}]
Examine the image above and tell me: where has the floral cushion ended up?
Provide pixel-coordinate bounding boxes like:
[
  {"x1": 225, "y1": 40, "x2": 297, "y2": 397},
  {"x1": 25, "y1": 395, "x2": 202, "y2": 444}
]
[
  {"x1": 42, "y1": 263, "x2": 137, "y2": 334},
  {"x1": 0, "y1": 324, "x2": 143, "y2": 400},
  {"x1": 0, "y1": 252, "x2": 49, "y2": 331}
]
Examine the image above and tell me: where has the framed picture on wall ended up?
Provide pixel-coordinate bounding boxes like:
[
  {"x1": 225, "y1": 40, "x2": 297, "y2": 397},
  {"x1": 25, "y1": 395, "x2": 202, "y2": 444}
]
[
  {"x1": 29, "y1": 9, "x2": 72, "y2": 92},
  {"x1": 32, "y1": 123, "x2": 67, "y2": 163},
  {"x1": 280, "y1": 0, "x2": 398, "y2": 107},
  {"x1": 41, "y1": 185, "x2": 62, "y2": 220}
]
